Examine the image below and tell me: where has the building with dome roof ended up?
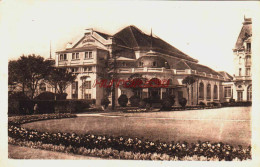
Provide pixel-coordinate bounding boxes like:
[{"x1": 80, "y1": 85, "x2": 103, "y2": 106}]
[{"x1": 55, "y1": 25, "x2": 231, "y2": 106}]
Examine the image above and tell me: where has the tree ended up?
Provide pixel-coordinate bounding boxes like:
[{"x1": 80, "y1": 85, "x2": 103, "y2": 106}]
[
  {"x1": 46, "y1": 67, "x2": 76, "y2": 98},
  {"x1": 8, "y1": 55, "x2": 54, "y2": 99},
  {"x1": 182, "y1": 75, "x2": 196, "y2": 105}
]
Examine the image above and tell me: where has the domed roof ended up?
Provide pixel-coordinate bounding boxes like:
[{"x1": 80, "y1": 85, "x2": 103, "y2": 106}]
[{"x1": 136, "y1": 55, "x2": 170, "y2": 68}]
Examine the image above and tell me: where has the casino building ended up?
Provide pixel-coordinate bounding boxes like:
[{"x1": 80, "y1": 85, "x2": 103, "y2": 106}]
[{"x1": 55, "y1": 25, "x2": 228, "y2": 106}]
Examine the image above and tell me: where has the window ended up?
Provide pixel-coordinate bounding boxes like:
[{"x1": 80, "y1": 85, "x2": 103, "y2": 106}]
[
  {"x1": 71, "y1": 68, "x2": 78, "y2": 72},
  {"x1": 122, "y1": 62, "x2": 127, "y2": 67},
  {"x1": 84, "y1": 93, "x2": 91, "y2": 99},
  {"x1": 84, "y1": 81, "x2": 92, "y2": 89},
  {"x1": 199, "y1": 82, "x2": 204, "y2": 99},
  {"x1": 207, "y1": 84, "x2": 211, "y2": 100},
  {"x1": 72, "y1": 81, "x2": 78, "y2": 99},
  {"x1": 247, "y1": 43, "x2": 251, "y2": 52},
  {"x1": 245, "y1": 55, "x2": 251, "y2": 66},
  {"x1": 139, "y1": 61, "x2": 143, "y2": 67},
  {"x1": 72, "y1": 53, "x2": 79, "y2": 59},
  {"x1": 237, "y1": 91, "x2": 243, "y2": 101},
  {"x1": 214, "y1": 85, "x2": 218, "y2": 99},
  {"x1": 246, "y1": 68, "x2": 251, "y2": 76},
  {"x1": 85, "y1": 51, "x2": 93, "y2": 59},
  {"x1": 89, "y1": 52, "x2": 92, "y2": 58},
  {"x1": 224, "y1": 87, "x2": 232, "y2": 97},
  {"x1": 84, "y1": 66, "x2": 92, "y2": 72},
  {"x1": 247, "y1": 85, "x2": 252, "y2": 101},
  {"x1": 60, "y1": 54, "x2": 67, "y2": 61},
  {"x1": 152, "y1": 61, "x2": 157, "y2": 67},
  {"x1": 239, "y1": 68, "x2": 242, "y2": 76}
]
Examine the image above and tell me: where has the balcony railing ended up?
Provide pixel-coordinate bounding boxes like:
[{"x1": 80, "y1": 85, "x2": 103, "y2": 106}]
[{"x1": 234, "y1": 76, "x2": 251, "y2": 80}]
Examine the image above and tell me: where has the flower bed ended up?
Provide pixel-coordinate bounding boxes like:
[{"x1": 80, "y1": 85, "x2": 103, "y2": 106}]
[
  {"x1": 8, "y1": 113, "x2": 77, "y2": 125},
  {"x1": 123, "y1": 108, "x2": 148, "y2": 113},
  {"x1": 8, "y1": 113, "x2": 251, "y2": 161}
]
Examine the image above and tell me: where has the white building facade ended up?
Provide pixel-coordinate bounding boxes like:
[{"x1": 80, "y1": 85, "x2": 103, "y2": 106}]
[{"x1": 55, "y1": 26, "x2": 231, "y2": 106}]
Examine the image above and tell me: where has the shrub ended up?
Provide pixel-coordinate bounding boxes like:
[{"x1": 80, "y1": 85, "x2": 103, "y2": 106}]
[
  {"x1": 34, "y1": 92, "x2": 55, "y2": 100},
  {"x1": 199, "y1": 101, "x2": 205, "y2": 106},
  {"x1": 34, "y1": 100, "x2": 55, "y2": 114},
  {"x1": 139, "y1": 100, "x2": 147, "y2": 108},
  {"x1": 179, "y1": 98, "x2": 187, "y2": 108},
  {"x1": 56, "y1": 93, "x2": 68, "y2": 100},
  {"x1": 161, "y1": 95, "x2": 175, "y2": 111},
  {"x1": 101, "y1": 98, "x2": 110, "y2": 109},
  {"x1": 129, "y1": 95, "x2": 140, "y2": 107},
  {"x1": 8, "y1": 91, "x2": 30, "y2": 101},
  {"x1": 118, "y1": 94, "x2": 128, "y2": 107},
  {"x1": 229, "y1": 98, "x2": 235, "y2": 103}
]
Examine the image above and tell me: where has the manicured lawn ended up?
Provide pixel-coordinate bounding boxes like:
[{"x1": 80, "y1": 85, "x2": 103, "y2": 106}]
[{"x1": 22, "y1": 107, "x2": 251, "y2": 147}]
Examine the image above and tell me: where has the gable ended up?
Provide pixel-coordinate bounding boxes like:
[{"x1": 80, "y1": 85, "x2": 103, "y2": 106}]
[{"x1": 72, "y1": 34, "x2": 107, "y2": 50}]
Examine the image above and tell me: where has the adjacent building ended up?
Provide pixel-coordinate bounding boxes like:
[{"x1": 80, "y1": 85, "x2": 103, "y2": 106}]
[{"x1": 232, "y1": 17, "x2": 252, "y2": 102}]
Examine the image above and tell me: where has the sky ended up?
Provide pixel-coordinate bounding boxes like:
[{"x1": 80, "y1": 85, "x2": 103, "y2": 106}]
[{"x1": 1, "y1": 0, "x2": 259, "y2": 75}]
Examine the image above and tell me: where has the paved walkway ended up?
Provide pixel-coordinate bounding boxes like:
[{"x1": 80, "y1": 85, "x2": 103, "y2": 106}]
[{"x1": 8, "y1": 144, "x2": 103, "y2": 160}]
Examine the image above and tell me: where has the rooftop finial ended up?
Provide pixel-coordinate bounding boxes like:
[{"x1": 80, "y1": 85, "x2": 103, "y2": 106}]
[
  {"x1": 150, "y1": 28, "x2": 153, "y2": 50},
  {"x1": 50, "y1": 40, "x2": 52, "y2": 59}
]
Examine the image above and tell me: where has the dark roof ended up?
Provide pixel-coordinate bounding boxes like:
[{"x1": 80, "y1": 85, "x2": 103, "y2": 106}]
[
  {"x1": 218, "y1": 71, "x2": 233, "y2": 81},
  {"x1": 94, "y1": 30, "x2": 112, "y2": 40},
  {"x1": 234, "y1": 18, "x2": 252, "y2": 50},
  {"x1": 185, "y1": 61, "x2": 221, "y2": 76},
  {"x1": 113, "y1": 25, "x2": 198, "y2": 63},
  {"x1": 171, "y1": 60, "x2": 190, "y2": 70}
]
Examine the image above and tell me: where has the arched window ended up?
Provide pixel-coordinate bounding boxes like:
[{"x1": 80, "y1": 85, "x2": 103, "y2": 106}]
[
  {"x1": 207, "y1": 84, "x2": 211, "y2": 100},
  {"x1": 199, "y1": 82, "x2": 204, "y2": 99},
  {"x1": 247, "y1": 85, "x2": 252, "y2": 101},
  {"x1": 214, "y1": 85, "x2": 218, "y2": 99}
]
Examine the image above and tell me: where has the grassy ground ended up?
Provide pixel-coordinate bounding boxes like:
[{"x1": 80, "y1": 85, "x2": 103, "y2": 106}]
[
  {"x1": 8, "y1": 144, "x2": 103, "y2": 159},
  {"x1": 22, "y1": 107, "x2": 251, "y2": 147}
]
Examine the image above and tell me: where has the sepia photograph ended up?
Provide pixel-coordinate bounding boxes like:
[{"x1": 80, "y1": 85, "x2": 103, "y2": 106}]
[{"x1": 1, "y1": 0, "x2": 260, "y2": 167}]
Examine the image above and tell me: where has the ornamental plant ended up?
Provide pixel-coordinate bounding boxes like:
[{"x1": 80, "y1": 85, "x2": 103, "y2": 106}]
[
  {"x1": 129, "y1": 95, "x2": 140, "y2": 107},
  {"x1": 118, "y1": 94, "x2": 128, "y2": 107},
  {"x1": 101, "y1": 98, "x2": 110, "y2": 109},
  {"x1": 161, "y1": 95, "x2": 175, "y2": 111},
  {"x1": 179, "y1": 98, "x2": 187, "y2": 108}
]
